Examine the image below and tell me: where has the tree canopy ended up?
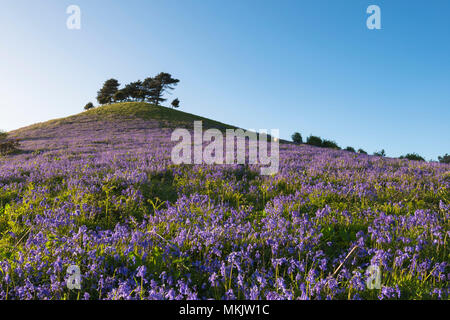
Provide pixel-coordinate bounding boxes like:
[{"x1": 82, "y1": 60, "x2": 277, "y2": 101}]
[
  {"x1": 306, "y1": 135, "x2": 323, "y2": 147},
  {"x1": 438, "y1": 154, "x2": 450, "y2": 164},
  {"x1": 97, "y1": 79, "x2": 120, "y2": 105},
  {"x1": 291, "y1": 132, "x2": 302, "y2": 144},
  {"x1": 97, "y1": 73, "x2": 180, "y2": 107},
  {"x1": 400, "y1": 153, "x2": 425, "y2": 161}
]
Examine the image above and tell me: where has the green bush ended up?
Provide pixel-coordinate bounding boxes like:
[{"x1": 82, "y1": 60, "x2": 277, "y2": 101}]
[
  {"x1": 322, "y1": 139, "x2": 340, "y2": 149},
  {"x1": 358, "y1": 148, "x2": 367, "y2": 155},
  {"x1": 0, "y1": 130, "x2": 8, "y2": 140},
  {"x1": 0, "y1": 130, "x2": 20, "y2": 155},
  {"x1": 438, "y1": 154, "x2": 450, "y2": 164},
  {"x1": 345, "y1": 146, "x2": 356, "y2": 152},
  {"x1": 291, "y1": 132, "x2": 302, "y2": 144},
  {"x1": 373, "y1": 149, "x2": 386, "y2": 157},
  {"x1": 400, "y1": 153, "x2": 425, "y2": 161},
  {"x1": 171, "y1": 98, "x2": 180, "y2": 109},
  {"x1": 306, "y1": 135, "x2": 323, "y2": 147},
  {"x1": 0, "y1": 139, "x2": 20, "y2": 155},
  {"x1": 84, "y1": 102, "x2": 95, "y2": 110}
]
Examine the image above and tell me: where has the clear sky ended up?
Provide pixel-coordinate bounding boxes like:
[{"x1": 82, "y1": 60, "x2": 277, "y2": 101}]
[{"x1": 0, "y1": 0, "x2": 449, "y2": 160}]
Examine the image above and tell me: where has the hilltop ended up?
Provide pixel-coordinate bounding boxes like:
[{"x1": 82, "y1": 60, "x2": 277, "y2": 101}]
[
  {"x1": 7, "y1": 102, "x2": 289, "y2": 157},
  {"x1": 6, "y1": 102, "x2": 238, "y2": 156},
  {"x1": 10, "y1": 102, "x2": 240, "y2": 138}
]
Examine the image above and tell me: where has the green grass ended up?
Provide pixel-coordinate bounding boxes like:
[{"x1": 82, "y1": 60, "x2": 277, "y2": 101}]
[
  {"x1": 9, "y1": 102, "x2": 289, "y2": 143},
  {"x1": 10, "y1": 102, "x2": 239, "y2": 134}
]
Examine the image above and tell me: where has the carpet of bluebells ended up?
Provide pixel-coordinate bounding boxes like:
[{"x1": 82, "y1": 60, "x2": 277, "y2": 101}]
[{"x1": 0, "y1": 105, "x2": 449, "y2": 300}]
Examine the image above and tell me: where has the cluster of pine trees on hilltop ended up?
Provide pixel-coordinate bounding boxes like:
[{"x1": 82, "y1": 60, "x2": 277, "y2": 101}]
[{"x1": 89, "y1": 72, "x2": 180, "y2": 109}]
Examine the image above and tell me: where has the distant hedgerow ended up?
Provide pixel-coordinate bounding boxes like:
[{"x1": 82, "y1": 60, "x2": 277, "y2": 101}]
[
  {"x1": 400, "y1": 153, "x2": 425, "y2": 161},
  {"x1": 345, "y1": 146, "x2": 356, "y2": 152},
  {"x1": 438, "y1": 154, "x2": 450, "y2": 164},
  {"x1": 305, "y1": 135, "x2": 340, "y2": 150},
  {"x1": 306, "y1": 135, "x2": 323, "y2": 147},
  {"x1": 322, "y1": 139, "x2": 340, "y2": 150},
  {"x1": 373, "y1": 149, "x2": 386, "y2": 157},
  {"x1": 358, "y1": 148, "x2": 368, "y2": 154}
]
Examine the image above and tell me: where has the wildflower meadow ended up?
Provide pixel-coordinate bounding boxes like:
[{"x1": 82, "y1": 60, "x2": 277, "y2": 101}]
[{"x1": 0, "y1": 103, "x2": 448, "y2": 300}]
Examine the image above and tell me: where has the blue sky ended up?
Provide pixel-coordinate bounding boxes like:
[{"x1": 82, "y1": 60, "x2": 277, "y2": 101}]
[{"x1": 0, "y1": 0, "x2": 449, "y2": 160}]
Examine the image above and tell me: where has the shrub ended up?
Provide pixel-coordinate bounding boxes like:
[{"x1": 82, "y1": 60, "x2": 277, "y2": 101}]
[
  {"x1": 84, "y1": 102, "x2": 95, "y2": 110},
  {"x1": 438, "y1": 154, "x2": 450, "y2": 164},
  {"x1": 358, "y1": 148, "x2": 367, "y2": 154},
  {"x1": 0, "y1": 130, "x2": 20, "y2": 155},
  {"x1": 373, "y1": 149, "x2": 386, "y2": 157},
  {"x1": 171, "y1": 98, "x2": 180, "y2": 109},
  {"x1": 306, "y1": 135, "x2": 323, "y2": 147},
  {"x1": 345, "y1": 146, "x2": 356, "y2": 153},
  {"x1": 0, "y1": 139, "x2": 20, "y2": 155},
  {"x1": 322, "y1": 139, "x2": 340, "y2": 149},
  {"x1": 291, "y1": 132, "x2": 302, "y2": 144},
  {"x1": 400, "y1": 153, "x2": 425, "y2": 161}
]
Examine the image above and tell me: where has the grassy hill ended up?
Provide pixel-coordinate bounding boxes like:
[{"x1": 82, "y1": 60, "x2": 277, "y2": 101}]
[
  {"x1": 10, "y1": 102, "x2": 240, "y2": 137},
  {"x1": 0, "y1": 101, "x2": 448, "y2": 300},
  {"x1": 8, "y1": 102, "x2": 288, "y2": 155}
]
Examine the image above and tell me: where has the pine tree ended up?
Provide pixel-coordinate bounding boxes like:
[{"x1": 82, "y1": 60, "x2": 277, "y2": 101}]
[
  {"x1": 97, "y1": 79, "x2": 120, "y2": 105},
  {"x1": 148, "y1": 73, "x2": 180, "y2": 106},
  {"x1": 113, "y1": 89, "x2": 128, "y2": 103},
  {"x1": 123, "y1": 81, "x2": 144, "y2": 101}
]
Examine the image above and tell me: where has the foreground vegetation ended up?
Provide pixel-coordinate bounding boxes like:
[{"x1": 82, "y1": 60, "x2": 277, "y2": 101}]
[{"x1": 0, "y1": 103, "x2": 448, "y2": 300}]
